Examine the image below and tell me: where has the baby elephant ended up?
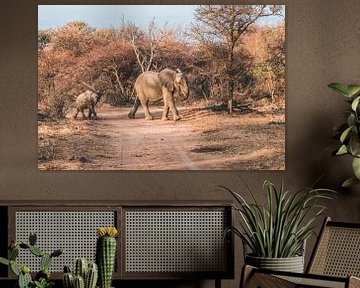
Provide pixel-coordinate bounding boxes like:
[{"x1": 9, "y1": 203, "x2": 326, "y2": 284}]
[{"x1": 73, "y1": 90, "x2": 102, "y2": 119}]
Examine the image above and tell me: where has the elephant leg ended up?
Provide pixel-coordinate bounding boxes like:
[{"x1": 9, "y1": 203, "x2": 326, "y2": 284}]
[
  {"x1": 89, "y1": 105, "x2": 97, "y2": 119},
  {"x1": 169, "y1": 100, "x2": 181, "y2": 121},
  {"x1": 81, "y1": 109, "x2": 87, "y2": 119},
  {"x1": 142, "y1": 100, "x2": 154, "y2": 120},
  {"x1": 161, "y1": 101, "x2": 170, "y2": 121},
  {"x1": 128, "y1": 98, "x2": 141, "y2": 119}
]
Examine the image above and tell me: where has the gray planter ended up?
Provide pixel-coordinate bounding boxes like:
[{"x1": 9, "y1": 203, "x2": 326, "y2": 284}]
[{"x1": 245, "y1": 254, "x2": 305, "y2": 273}]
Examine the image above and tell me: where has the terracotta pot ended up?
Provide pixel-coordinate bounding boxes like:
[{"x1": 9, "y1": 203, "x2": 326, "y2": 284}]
[{"x1": 245, "y1": 254, "x2": 305, "y2": 273}]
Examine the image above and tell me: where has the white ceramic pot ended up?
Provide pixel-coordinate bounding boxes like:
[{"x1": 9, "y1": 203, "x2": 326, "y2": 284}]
[{"x1": 245, "y1": 254, "x2": 305, "y2": 273}]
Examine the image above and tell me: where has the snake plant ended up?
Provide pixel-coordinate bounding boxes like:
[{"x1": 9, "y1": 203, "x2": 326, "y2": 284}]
[
  {"x1": 222, "y1": 179, "x2": 334, "y2": 258},
  {"x1": 328, "y1": 83, "x2": 360, "y2": 187}
]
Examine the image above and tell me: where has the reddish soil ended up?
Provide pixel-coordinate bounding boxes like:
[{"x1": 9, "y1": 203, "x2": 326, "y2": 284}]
[{"x1": 38, "y1": 105, "x2": 285, "y2": 170}]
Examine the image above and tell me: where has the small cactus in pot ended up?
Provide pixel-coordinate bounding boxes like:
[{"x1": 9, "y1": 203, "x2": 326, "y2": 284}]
[
  {"x1": 62, "y1": 259, "x2": 98, "y2": 288},
  {"x1": 96, "y1": 227, "x2": 118, "y2": 288}
]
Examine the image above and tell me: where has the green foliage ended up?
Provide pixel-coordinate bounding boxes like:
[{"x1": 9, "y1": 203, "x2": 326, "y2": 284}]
[
  {"x1": 222, "y1": 179, "x2": 334, "y2": 258},
  {"x1": 32, "y1": 278, "x2": 54, "y2": 288},
  {"x1": 0, "y1": 232, "x2": 64, "y2": 288},
  {"x1": 328, "y1": 82, "x2": 360, "y2": 187}
]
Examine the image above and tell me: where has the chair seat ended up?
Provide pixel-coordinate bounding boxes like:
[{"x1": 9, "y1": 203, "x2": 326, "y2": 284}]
[
  {"x1": 277, "y1": 274, "x2": 346, "y2": 288},
  {"x1": 243, "y1": 266, "x2": 360, "y2": 288}
]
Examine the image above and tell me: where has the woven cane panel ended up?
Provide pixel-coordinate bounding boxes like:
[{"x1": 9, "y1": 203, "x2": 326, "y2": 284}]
[
  {"x1": 277, "y1": 275, "x2": 345, "y2": 288},
  {"x1": 15, "y1": 211, "x2": 115, "y2": 272},
  {"x1": 125, "y1": 210, "x2": 227, "y2": 273},
  {"x1": 310, "y1": 226, "x2": 360, "y2": 277}
]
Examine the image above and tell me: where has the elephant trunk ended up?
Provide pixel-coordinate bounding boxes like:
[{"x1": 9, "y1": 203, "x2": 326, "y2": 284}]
[{"x1": 179, "y1": 87, "x2": 189, "y2": 101}]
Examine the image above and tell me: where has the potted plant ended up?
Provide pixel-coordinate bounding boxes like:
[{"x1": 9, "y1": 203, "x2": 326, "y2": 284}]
[
  {"x1": 96, "y1": 227, "x2": 118, "y2": 288},
  {"x1": 62, "y1": 258, "x2": 98, "y2": 288},
  {"x1": 328, "y1": 82, "x2": 360, "y2": 187},
  {"x1": 222, "y1": 179, "x2": 334, "y2": 273},
  {"x1": 0, "y1": 232, "x2": 63, "y2": 288}
]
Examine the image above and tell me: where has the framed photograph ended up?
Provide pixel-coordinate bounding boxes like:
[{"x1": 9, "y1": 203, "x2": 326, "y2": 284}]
[{"x1": 38, "y1": 5, "x2": 285, "y2": 170}]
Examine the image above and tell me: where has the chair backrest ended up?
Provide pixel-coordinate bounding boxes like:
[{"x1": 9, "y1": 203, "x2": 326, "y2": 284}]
[{"x1": 307, "y1": 217, "x2": 360, "y2": 277}]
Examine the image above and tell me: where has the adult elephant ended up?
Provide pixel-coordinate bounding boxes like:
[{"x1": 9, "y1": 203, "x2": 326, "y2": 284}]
[{"x1": 128, "y1": 68, "x2": 189, "y2": 121}]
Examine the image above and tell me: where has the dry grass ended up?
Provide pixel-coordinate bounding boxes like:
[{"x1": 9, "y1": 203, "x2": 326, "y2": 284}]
[{"x1": 38, "y1": 105, "x2": 285, "y2": 170}]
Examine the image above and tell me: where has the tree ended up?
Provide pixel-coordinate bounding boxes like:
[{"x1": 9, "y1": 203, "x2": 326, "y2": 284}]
[
  {"x1": 120, "y1": 19, "x2": 157, "y2": 73},
  {"x1": 51, "y1": 21, "x2": 95, "y2": 56},
  {"x1": 191, "y1": 5, "x2": 283, "y2": 113}
]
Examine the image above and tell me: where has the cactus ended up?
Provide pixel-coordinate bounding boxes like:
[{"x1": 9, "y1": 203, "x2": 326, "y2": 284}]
[
  {"x1": 41, "y1": 253, "x2": 52, "y2": 270},
  {"x1": 96, "y1": 227, "x2": 118, "y2": 288},
  {"x1": 51, "y1": 248, "x2": 64, "y2": 257},
  {"x1": 74, "y1": 258, "x2": 88, "y2": 279},
  {"x1": 63, "y1": 260, "x2": 98, "y2": 288},
  {"x1": 10, "y1": 260, "x2": 20, "y2": 276},
  {"x1": 85, "y1": 263, "x2": 98, "y2": 288},
  {"x1": 19, "y1": 243, "x2": 30, "y2": 249},
  {"x1": 0, "y1": 232, "x2": 63, "y2": 288},
  {"x1": 29, "y1": 245, "x2": 44, "y2": 257},
  {"x1": 74, "y1": 275, "x2": 85, "y2": 288},
  {"x1": 9, "y1": 246, "x2": 19, "y2": 260},
  {"x1": 64, "y1": 265, "x2": 72, "y2": 273},
  {"x1": 18, "y1": 270, "x2": 32, "y2": 288},
  {"x1": 29, "y1": 232, "x2": 37, "y2": 246},
  {"x1": 63, "y1": 272, "x2": 74, "y2": 288}
]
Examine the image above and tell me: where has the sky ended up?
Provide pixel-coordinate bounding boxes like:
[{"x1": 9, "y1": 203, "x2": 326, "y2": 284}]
[{"x1": 38, "y1": 5, "x2": 285, "y2": 30}]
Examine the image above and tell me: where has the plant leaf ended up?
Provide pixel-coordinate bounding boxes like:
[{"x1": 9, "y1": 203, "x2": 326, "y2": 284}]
[
  {"x1": 336, "y1": 145, "x2": 348, "y2": 155},
  {"x1": 328, "y1": 83, "x2": 351, "y2": 97},
  {"x1": 342, "y1": 177, "x2": 360, "y2": 188},
  {"x1": 340, "y1": 126, "x2": 353, "y2": 143},
  {"x1": 348, "y1": 114, "x2": 356, "y2": 128},
  {"x1": 351, "y1": 96, "x2": 360, "y2": 111},
  {"x1": 347, "y1": 85, "x2": 360, "y2": 97},
  {"x1": 352, "y1": 157, "x2": 360, "y2": 179},
  {"x1": 349, "y1": 135, "x2": 360, "y2": 157}
]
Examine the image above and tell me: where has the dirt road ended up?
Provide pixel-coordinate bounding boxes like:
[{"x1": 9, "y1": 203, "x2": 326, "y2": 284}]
[{"x1": 38, "y1": 105, "x2": 285, "y2": 170}]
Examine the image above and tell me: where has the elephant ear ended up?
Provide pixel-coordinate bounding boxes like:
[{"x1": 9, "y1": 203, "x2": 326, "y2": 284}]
[{"x1": 159, "y1": 70, "x2": 175, "y2": 92}]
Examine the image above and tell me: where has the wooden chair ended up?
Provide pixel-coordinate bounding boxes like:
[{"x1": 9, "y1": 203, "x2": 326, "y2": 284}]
[{"x1": 241, "y1": 217, "x2": 360, "y2": 288}]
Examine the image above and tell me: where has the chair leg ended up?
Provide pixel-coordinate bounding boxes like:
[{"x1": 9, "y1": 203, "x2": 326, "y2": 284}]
[{"x1": 240, "y1": 265, "x2": 255, "y2": 288}]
